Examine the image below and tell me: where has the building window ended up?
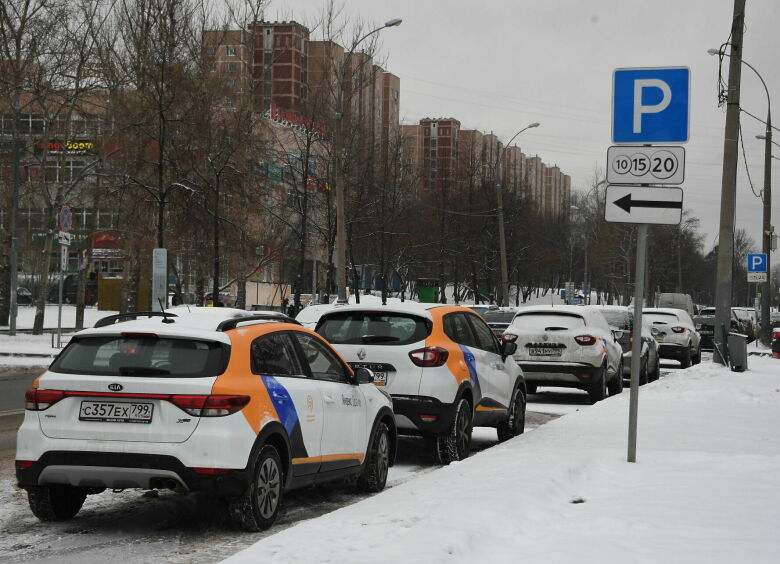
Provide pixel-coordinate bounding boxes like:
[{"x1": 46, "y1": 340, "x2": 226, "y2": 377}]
[
  {"x1": 226, "y1": 46, "x2": 236, "y2": 57},
  {"x1": 226, "y1": 62, "x2": 237, "y2": 72},
  {"x1": 209, "y1": 63, "x2": 216, "y2": 72},
  {"x1": 207, "y1": 46, "x2": 216, "y2": 56},
  {"x1": 226, "y1": 79, "x2": 236, "y2": 88}
]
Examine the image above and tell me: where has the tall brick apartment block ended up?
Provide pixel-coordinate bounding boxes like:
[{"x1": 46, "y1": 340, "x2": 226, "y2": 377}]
[{"x1": 418, "y1": 118, "x2": 460, "y2": 192}]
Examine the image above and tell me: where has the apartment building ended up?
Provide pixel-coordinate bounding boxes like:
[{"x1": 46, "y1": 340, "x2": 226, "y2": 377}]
[{"x1": 418, "y1": 118, "x2": 460, "y2": 192}]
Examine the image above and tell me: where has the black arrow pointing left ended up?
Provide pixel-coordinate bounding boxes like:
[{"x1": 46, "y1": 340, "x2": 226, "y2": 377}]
[{"x1": 614, "y1": 193, "x2": 682, "y2": 214}]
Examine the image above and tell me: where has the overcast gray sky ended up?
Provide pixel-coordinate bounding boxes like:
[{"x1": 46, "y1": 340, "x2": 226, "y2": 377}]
[{"x1": 271, "y1": 0, "x2": 780, "y2": 260}]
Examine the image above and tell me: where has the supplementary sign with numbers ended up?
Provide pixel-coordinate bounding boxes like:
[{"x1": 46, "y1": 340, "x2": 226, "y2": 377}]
[
  {"x1": 607, "y1": 145, "x2": 685, "y2": 184},
  {"x1": 747, "y1": 253, "x2": 767, "y2": 282},
  {"x1": 613, "y1": 67, "x2": 690, "y2": 144},
  {"x1": 605, "y1": 185, "x2": 683, "y2": 225},
  {"x1": 58, "y1": 230, "x2": 72, "y2": 246}
]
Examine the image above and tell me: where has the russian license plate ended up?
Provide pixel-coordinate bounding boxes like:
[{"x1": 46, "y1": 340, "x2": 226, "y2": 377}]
[
  {"x1": 529, "y1": 347, "x2": 561, "y2": 356},
  {"x1": 79, "y1": 401, "x2": 154, "y2": 424},
  {"x1": 372, "y1": 371, "x2": 387, "y2": 386},
  {"x1": 655, "y1": 335, "x2": 665, "y2": 342}
]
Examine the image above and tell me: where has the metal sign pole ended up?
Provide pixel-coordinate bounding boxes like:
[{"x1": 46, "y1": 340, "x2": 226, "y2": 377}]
[
  {"x1": 57, "y1": 244, "x2": 65, "y2": 348},
  {"x1": 628, "y1": 223, "x2": 648, "y2": 463}
]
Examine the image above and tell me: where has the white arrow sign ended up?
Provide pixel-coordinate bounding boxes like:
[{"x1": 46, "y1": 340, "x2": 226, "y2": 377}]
[{"x1": 605, "y1": 185, "x2": 683, "y2": 225}]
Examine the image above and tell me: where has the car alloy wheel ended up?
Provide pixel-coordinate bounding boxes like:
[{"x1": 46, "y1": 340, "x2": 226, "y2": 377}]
[{"x1": 256, "y1": 456, "x2": 281, "y2": 519}]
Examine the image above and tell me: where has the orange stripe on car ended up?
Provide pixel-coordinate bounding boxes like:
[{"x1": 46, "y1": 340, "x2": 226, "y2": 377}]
[
  {"x1": 291, "y1": 453, "x2": 365, "y2": 465},
  {"x1": 427, "y1": 307, "x2": 475, "y2": 385}
]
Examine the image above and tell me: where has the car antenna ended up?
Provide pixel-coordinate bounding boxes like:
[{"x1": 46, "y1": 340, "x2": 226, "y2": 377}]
[{"x1": 158, "y1": 299, "x2": 175, "y2": 323}]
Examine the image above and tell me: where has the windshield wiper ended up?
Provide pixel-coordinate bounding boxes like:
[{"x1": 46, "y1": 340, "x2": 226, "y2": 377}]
[
  {"x1": 117, "y1": 366, "x2": 171, "y2": 376},
  {"x1": 544, "y1": 326, "x2": 569, "y2": 331},
  {"x1": 360, "y1": 335, "x2": 400, "y2": 343}
]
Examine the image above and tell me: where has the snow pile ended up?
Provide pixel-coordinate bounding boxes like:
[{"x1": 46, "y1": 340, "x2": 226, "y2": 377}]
[{"x1": 224, "y1": 357, "x2": 780, "y2": 564}]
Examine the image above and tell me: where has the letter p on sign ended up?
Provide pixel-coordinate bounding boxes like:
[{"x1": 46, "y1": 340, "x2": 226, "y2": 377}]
[{"x1": 613, "y1": 67, "x2": 690, "y2": 144}]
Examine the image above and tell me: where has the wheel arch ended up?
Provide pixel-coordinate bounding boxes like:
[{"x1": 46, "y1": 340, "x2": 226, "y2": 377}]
[
  {"x1": 369, "y1": 406, "x2": 398, "y2": 467},
  {"x1": 250, "y1": 422, "x2": 292, "y2": 489}
]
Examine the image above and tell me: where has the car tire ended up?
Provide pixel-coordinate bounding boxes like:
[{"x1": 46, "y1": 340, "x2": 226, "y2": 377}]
[
  {"x1": 588, "y1": 363, "x2": 608, "y2": 404},
  {"x1": 608, "y1": 363, "x2": 624, "y2": 396},
  {"x1": 526, "y1": 384, "x2": 537, "y2": 395},
  {"x1": 649, "y1": 357, "x2": 661, "y2": 382},
  {"x1": 358, "y1": 422, "x2": 390, "y2": 492},
  {"x1": 497, "y1": 387, "x2": 526, "y2": 442},
  {"x1": 436, "y1": 398, "x2": 472, "y2": 465},
  {"x1": 228, "y1": 444, "x2": 283, "y2": 532},
  {"x1": 680, "y1": 346, "x2": 692, "y2": 369},
  {"x1": 692, "y1": 348, "x2": 702, "y2": 365},
  {"x1": 27, "y1": 485, "x2": 87, "y2": 521}
]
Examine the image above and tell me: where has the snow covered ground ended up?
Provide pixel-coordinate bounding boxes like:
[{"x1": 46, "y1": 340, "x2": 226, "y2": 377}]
[{"x1": 224, "y1": 357, "x2": 780, "y2": 564}]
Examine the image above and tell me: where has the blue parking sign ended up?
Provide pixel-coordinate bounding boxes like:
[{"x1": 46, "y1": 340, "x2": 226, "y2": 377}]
[
  {"x1": 747, "y1": 253, "x2": 767, "y2": 273},
  {"x1": 613, "y1": 67, "x2": 690, "y2": 144}
]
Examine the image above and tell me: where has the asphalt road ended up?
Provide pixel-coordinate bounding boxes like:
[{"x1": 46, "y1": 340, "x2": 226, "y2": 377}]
[{"x1": 0, "y1": 367, "x2": 41, "y2": 413}]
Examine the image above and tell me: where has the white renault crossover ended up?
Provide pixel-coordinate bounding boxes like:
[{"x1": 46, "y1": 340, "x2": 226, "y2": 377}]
[
  {"x1": 502, "y1": 305, "x2": 624, "y2": 403},
  {"x1": 643, "y1": 307, "x2": 702, "y2": 367}
]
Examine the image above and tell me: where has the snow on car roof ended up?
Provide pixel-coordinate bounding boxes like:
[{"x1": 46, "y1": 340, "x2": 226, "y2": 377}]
[
  {"x1": 316, "y1": 301, "x2": 465, "y2": 321},
  {"x1": 513, "y1": 304, "x2": 595, "y2": 317},
  {"x1": 643, "y1": 308, "x2": 683, "y2": 316}
]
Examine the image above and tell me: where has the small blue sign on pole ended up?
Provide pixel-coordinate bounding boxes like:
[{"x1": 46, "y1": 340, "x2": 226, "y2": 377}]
[
  {"x1": 747, "y1": 253, "x2": 768, "y2": 273},
  {"x1": 613, "y1": 67, "x2": 690, "y2": 144}
]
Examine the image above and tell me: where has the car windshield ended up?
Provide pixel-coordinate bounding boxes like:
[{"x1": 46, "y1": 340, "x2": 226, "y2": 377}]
[
  {"x1": 644, "y1": 312, "x2": 679, "y2": 326},
  {"x1": 483, "y1": 311, "x2": 516, "y2": 324},
  {"x1": 511, "y1": 312, "x2": 585, "y2": 331},
  {"x1": 599, "y1": 309, "x2": 631, "y2": 330},
  {"x1": 700, "y1": 308, "x2": 716, "y2": 316},
  {"x1": 50, "y1": 336, "x2": 229, "y2": 377},
  {"x1": 316, "y1": 311, "x2": 430, "y2": 346}
]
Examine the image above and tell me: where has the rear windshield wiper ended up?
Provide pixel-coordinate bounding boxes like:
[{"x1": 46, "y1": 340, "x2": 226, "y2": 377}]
[
  {"x1": 544, "y1": 326, "x2": 569, "y2": 331},
  {"x1": 360, "y1": 335, "x2": 400, "y2": 343},
  {"x1": 117, "y1": 366, "x2": 171, "y2": 376}
]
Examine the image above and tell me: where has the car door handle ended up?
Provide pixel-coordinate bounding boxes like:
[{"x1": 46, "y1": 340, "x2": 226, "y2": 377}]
[{"x1": 323, "y1": 394, "x2": 335, "y2": 404}]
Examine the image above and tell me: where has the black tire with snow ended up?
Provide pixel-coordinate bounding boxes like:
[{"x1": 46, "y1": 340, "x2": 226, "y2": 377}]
[
  {"x1": 680, "y1": 346, "x2": 692, "y2": 368},
  {"x1": 608, "y1": 363, "x2": 624, "y2": 396},
  {"x1": 436, "y1": 398, "x2": 473, "y2": 465},
  {"x1": 497, "y1": 386, "x2": 526, "y2": 442},
  {"x1": 358, "y1": 422, "x2": 390, "y2": 492},
  {"x1": 27, "y1": 485, "x2": 87, "y2": 521},
  {"x1": 228, "y1": 444, "x2": 283, "y2": 532},
  {"x1": 588, "y1": 363, "x2": 608, "y2": 404}
]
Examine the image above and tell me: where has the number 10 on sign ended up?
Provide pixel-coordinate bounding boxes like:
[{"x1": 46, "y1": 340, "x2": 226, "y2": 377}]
[{"x1": 607, "y1": 145, "x2": 685, "y2": 185}]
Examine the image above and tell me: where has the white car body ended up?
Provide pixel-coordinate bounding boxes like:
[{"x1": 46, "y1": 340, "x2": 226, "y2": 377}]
[
  {"x1": 16, "y1": 307, "x2": 395, "y2": 529},
  {"x1": 643, "y1": 307, "x2": 701, "y2": 367},
  {"x1": 503, "y1": 305, "x2": 624, "y2": 402}
]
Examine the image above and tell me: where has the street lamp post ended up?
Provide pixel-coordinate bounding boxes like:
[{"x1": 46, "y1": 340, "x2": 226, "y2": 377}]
[
  {"x1": 335, "y1": 18, "x2": 401, "y2": 304},
  {"x1": 494, "y1": 122, "x2": 539, "y2": 307},
  {"x1": 709, "y1": 46, "x2": 773, "y2": 344}
]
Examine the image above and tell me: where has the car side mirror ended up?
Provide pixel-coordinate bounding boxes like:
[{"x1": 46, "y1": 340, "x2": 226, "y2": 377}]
[
  {"x1": 612, "y1": 330, "x2": 624, "y2": 340},
  {"x1": 354, "y1": 367, "x2": 375, "y2": 385},
  {"x1": 501, "y1": 341, "x2": 518, "y2": 358}
]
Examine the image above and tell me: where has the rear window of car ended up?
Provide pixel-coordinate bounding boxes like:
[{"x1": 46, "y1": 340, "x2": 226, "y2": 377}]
[
  {"x1": 644, "y1": 312, "x2": 679, "y2": 326},
  {"x1": 316, "y1": 311, "x2": 430, "y2": 346},
  {"x1": 700, "y1": 308, "x2": 716, "y2": 316},
  {"x1": 511, "y1": 312, "x2": 586, "y2": 331},
  {"x1": 50, "y1": 336, "x2": 229, "y2": 377},
  {"x1": 599, "y1": 310, "x2": 632, "y2": 329},
  {"x1": 483, "y1": 311, "x2": 516, "y2": 324}
]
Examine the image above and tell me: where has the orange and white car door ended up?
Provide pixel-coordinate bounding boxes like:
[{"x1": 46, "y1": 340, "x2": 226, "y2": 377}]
[
  {"x1": 250, "y1": 333, "x2": 323, "y2": 475},
  {"x1": 294, "y1": 333, "x2": 367, "y2": 467},
  {"x1": 466, "y1": 314, "x2": 513, "y2": 409}
]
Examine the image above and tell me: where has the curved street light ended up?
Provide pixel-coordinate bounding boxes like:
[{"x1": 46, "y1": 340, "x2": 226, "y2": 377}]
[
  {"x1": 335, "y1": 18, "x2": 402, "y2": 304},
  {"x1": 709, "y1": 47, "x2": 773, "y2": 343},
  {"x1": 494, "y1": 122, "x2": 540, "y2": 306}
]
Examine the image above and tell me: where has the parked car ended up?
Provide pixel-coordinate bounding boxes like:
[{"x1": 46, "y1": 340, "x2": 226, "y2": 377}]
[
  {"x1": 643, "y1": 308, "x2": 702, "y2": 367},
  {"x1": 502, "y1": 305, "x2": 624, "y2": 403},
  {"x1": 596, "y1": 306, "x2": 660, "y2": 384},
  {"x1": 655, "y1": 292, "x2": 696, "y2": 318},
  {"x1": 731, "y1": 307, "x2": 758, "y2": 342},
  {"x1": 693, "y1": 307, "x2": 745, "y2": 350},
  {"x1": 16, "y1": 307, "x2": 395, "y2": 531},
  {"x1": 483, "y1": 308, "x2": 518, "y2": 337},
  {"x1": 772, "y1": 327, "x2": 780, "y2": 359},
  {"x1": 316, "y1": 302, "x2": 526, "y2": 464}
]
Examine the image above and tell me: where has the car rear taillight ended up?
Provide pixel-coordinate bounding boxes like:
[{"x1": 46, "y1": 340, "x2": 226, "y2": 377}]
[
  {"x1": 169, "y1": 395, "x2": 250, "y2": 417},
  {"x1": 16, "y1": 460, "x2": 35, "y2": 469},
  {"x1": 409, "y1": 347, "x2": 449, "y2": 367},
  {"x1": 502, "y1": 333, "x2": 518, "y2": 343},
  {"x1": 25, "y1": 388, "x2": 66, "y2": 411},
  {"x1": 419, "y1": 414, "x2": 438, "y2": 422},
  {"x1": 574, "y1": 335, "x2": 597, "y2": 346},
  {"x1": 671, "y1": 326, "x2": 686, "y2": 333}
]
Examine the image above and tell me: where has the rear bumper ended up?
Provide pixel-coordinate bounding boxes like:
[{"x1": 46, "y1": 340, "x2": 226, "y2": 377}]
[
  {"x1": 658, "y1": 343, "x2": 689, "y2": 360},
  {"x1": 518, "y1": 362, "x2": 601, "y2": 388},
  {"x1": 16, "y1": 451, "x2": 251, "y2": 496},
  {"x1": 390, "y1": 395, "x2": 457, "y2": 436}
]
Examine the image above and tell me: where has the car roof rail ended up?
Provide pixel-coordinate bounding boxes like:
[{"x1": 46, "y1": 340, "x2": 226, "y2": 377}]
[
  {"x1": 94, "y1": 311, "x2": 179, "y2": 328},
  {"x1": 216, "y1": 313, "x2": 301, "y2": 332}
]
